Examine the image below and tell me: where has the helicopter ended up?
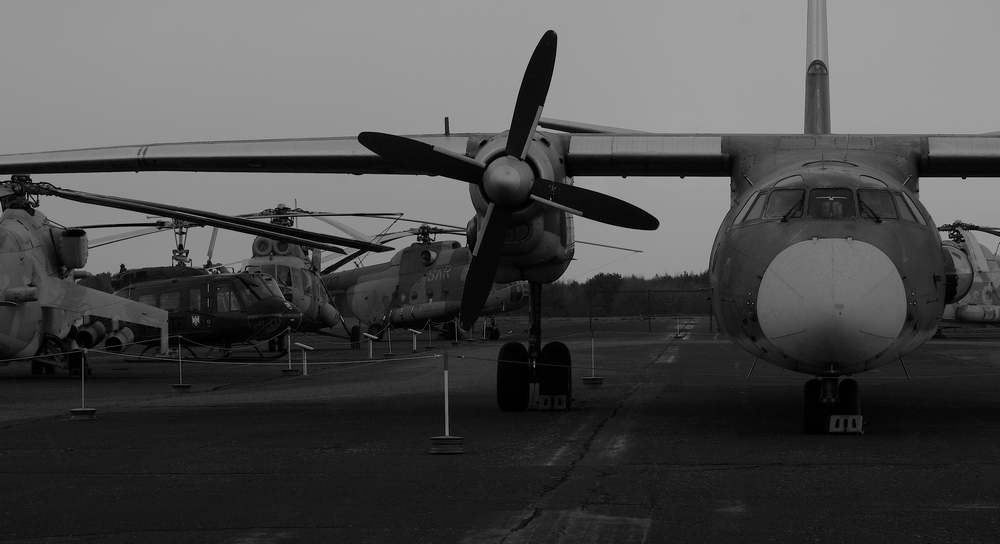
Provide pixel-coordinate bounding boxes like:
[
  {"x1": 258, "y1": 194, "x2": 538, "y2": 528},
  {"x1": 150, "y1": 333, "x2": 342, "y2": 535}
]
[
  {"x1": 937, "y1": 222, "x2": 1000, "y2": 329},
  {"x1": 322, "y1": 222, "x2": 529, "y2": 342},
  {"x1": 0, "y1": 181, "x2": 167, "y2": 374},
  {"x1": 3, "y1": 178, "x2": 391, "y2": 359}
]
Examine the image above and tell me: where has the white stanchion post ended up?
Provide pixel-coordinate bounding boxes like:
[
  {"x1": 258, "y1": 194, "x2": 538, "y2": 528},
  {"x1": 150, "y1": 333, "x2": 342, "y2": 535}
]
[{"x1": 430, "y1": 351, "x2": 463, "y2": 453}]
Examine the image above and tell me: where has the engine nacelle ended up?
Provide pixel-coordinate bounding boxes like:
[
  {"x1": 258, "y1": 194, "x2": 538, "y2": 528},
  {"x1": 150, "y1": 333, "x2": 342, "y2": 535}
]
[
  {"x1": 104, "y1": 327, "x2": 135, "y2": 353},
  {"x1": 942, "y1": 243, "x2": 974, "y2": 303},
  {"x1": 465, "y1": 134, "x2": 574, "y2": 284},
  {"x1": 56, "y1": 229, "x2": 88, "y2": 270},
  {"x1": 76, "y1": 321, "x2": 107, "y2": 349}
]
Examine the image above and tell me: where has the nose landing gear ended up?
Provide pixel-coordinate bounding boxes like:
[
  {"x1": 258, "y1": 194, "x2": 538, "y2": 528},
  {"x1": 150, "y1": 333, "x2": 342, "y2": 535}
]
[{"x1": 803, "y1": 377, "x2": 864, "y2": 434}]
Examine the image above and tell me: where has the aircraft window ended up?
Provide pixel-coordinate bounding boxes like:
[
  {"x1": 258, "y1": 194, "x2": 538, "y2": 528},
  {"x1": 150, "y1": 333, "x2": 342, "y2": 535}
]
[
  {"x1": 189, "y1": 288, "x2": 202, "y2": 312},
  {"x1": 763, "y1": 189, "x2": 804, "y2": 220},
  {"x1": 859, "y1": 175, "x2": 889, "y2": 187},
  {"x1": 898, "y1": 192, "x2": 927, "y2": 225},
  {"x1": 733, "y1": 192, "x2": 761, "y2": 224},
  {"x1": 160, "y1": 291, "x2": 181, "y2": 312},
  {"x1": 858, "y1": 190, "x2": 898, "y2": 221},
  {"x1": 216, "y1": 283, "x2": 242, "y2": 313},
  {"x1": 138, "y1": 294, "x2": 155, "y2": 307},
  {"x1": 773, "y1": 175, "x2": 804, "y2": 187},
  {"x1": 808, "y1": 188, "x2": 855, "y2": 219},
  {"x1": 238, "y1": 276, "x2": 272, "y2": 302}
]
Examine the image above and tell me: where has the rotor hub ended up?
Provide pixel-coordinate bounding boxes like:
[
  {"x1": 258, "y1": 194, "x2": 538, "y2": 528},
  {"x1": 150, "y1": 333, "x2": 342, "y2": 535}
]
[{"x1": 483, "y1": 156, "x2": 533, "y2": 207}]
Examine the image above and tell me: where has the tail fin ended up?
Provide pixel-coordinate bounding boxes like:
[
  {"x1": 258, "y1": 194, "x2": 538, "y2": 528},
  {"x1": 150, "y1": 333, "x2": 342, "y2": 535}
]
[{"x1": 804, "y1": 0, "x2": 831, "y2": 134}]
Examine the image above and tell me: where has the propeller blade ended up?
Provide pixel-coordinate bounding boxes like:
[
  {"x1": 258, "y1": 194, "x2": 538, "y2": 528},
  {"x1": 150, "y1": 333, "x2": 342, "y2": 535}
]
[
  {"x1": 42, "y1": 187, "x2": 397, "y2": 255},
  {"x1": 506, "y1": 30, "x2": 557, "y2": 159},
  {"x1": 460, "y1": 203, "x2": 512, "y2": 329},
  {"x1": 529, "y1": 179, "x2": 659, "y2": 230},
  {"x1": 358, "y1": 132, "x2": 485, "y2": 185}
]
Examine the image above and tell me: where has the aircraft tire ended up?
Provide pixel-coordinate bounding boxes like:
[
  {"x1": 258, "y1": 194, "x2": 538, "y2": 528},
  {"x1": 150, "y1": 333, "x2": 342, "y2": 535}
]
[
  {"x1": 539, "y1": 341, "x2": 572, "y2": 409},
  {"x1": 497, "y1": 342, "x2": 530, "y2": 412},
  {"x1": 367, "y1": 324, "x2": 383, "y2": 340},
  {"x1": 838, "y1": 378, "x2": 860, "y2": 416},
  {"x1": 350, "y1": 325, "x2": 362, "y2": 349},
  {"x1": 489, "y1": 327, "x2": 500, "y2": 341},
  {"x1": 803, "y1": 378, "x2": 823, "y2": 434}
]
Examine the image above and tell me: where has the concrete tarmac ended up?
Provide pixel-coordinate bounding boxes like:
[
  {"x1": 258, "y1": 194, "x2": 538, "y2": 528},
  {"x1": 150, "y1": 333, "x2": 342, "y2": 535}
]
[{"x1": 2, "y1": 318, "x2": 1000, "y2": 543}]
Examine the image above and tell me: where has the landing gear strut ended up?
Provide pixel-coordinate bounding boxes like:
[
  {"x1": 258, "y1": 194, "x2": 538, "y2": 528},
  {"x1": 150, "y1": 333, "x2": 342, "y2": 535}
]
[
  {"x1": 803, "y1": 377, "x2": 863, "y2": 433},
  {"x1": 494, "y1": 281, "x2": 572, "y2": 411}
]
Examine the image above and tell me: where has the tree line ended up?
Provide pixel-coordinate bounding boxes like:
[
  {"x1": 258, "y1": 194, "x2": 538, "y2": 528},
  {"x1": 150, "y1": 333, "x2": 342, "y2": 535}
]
[{"x1": 540, "y1": 271, "x2": 711, "y2": 318}]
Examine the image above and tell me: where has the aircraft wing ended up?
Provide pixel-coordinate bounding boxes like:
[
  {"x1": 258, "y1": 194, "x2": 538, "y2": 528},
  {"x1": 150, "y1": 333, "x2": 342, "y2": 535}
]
[
  {"x1": 4, "y1": 132, "x2": 1000, "y2": 179},
  {"x1": 38, "y1": 277, "x2": 168, "y2": 329},
  {"x1": 0, "y1": 133, "x2": 729, "y2": 178}
]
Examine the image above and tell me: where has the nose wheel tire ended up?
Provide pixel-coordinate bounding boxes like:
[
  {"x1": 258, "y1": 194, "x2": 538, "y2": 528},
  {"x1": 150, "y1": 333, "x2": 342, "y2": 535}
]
[
  {"x1": 497, "y1": 342, "x2": 531, "y2": 412},
  {"x1": 803, "y1": 377, "x2": 862, "y2": 433}
]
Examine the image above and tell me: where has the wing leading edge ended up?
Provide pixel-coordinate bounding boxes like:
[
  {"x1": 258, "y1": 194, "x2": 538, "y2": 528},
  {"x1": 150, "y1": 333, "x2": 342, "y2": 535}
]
[{"x1": 4, "y1": 133, "x2": 1000, "y2": 180}]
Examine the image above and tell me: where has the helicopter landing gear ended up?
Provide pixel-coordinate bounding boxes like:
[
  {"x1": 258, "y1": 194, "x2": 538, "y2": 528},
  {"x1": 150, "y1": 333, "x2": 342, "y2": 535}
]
[
  {"x1": 350, "y1": 325, "x2": 362, "y2": 349},
  {"x1": 484, "y1": 316, "x2": 501, "y2": 341},
  {"x1": 32, "y1": 335, "x2": 66, "y2": 375},
  {"x1": 494, "y1": 282, "x2": 572, "y2": 412},
  {"x1": 803, "y1": 377, "x2": 863, "y2": 434}
]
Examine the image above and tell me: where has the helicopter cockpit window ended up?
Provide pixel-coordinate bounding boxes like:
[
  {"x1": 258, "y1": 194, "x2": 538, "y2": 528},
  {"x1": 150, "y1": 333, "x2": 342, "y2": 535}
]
[
  {"x1": 762, "y1": 189, "x2": 805, "y2": 220},
  {"x1": 808, "y1": 188, "x2": 855, "y2": 219},
  {"x1": 858, "y1": 189, "x2": 898, "y2": 221},
  {"x1": 239, "y1": 276, "x2": 278, "y2": 302},
  {"x1": 216, "y1": 283, "x2": 242, "y2": 313}
]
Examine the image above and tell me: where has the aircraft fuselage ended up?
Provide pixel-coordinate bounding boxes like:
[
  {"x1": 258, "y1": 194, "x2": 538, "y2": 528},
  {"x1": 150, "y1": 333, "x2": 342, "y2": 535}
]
[{"x1": 711, "y1": 155, "x2": 946, "y2": 376}]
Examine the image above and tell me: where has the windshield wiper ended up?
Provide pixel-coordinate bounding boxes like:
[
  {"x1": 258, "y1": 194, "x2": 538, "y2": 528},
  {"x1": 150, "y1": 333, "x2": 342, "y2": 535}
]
[
  {"x1": 781, "y1": 200, "x2": 803, "y2": 222},
  {"x1": 859, "y1": 200, "x2": 882, "y2": 223}
]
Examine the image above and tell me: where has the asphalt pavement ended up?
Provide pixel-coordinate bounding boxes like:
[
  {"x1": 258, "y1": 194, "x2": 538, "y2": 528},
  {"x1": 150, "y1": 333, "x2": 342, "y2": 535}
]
[{"x1": 2, "y1": 318, "x2": 1000, "y2": 543}]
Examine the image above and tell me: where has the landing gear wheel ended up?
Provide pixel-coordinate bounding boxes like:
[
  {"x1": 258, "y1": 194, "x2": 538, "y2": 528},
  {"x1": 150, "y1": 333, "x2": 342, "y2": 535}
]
[
  {"x1": 803, "y1": 378, "x2": 823, "y2": 434},
  {"x1": 484, "y1": 326, "x2": 494, "y2": 340},
  {"x1": 838, "y1": 378, "x2": 860, "y2": 415},
  {"x1": 350, "y1": 325, "x2": 361, "y2": 349},
  {"x1": 367, "y1": 324, "x2": 383, "y2": 341},
  {"x1": 539, "y1": 341, "x2": 572, "y2": 410},
  {"x1": 33, "y1": 336, "x2": 66, "y2": 375},
  {"x1": 497, "y1": 342, "x2": 531, "y2": 412},
  {"x1": 489, "y1": 327, "x2": 500, "y2": 341}
]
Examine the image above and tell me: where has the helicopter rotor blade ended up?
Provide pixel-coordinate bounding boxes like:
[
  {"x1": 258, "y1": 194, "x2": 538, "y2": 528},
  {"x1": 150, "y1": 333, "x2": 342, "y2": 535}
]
[{"x1": 37, "y1": 186, "x2": 397, "y2": 255}]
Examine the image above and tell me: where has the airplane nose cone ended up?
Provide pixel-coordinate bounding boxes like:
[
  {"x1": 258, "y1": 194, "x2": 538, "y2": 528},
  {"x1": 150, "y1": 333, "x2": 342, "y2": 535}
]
[{"x1": 756, "y1": 238, "x2": 906, "y2": 370}]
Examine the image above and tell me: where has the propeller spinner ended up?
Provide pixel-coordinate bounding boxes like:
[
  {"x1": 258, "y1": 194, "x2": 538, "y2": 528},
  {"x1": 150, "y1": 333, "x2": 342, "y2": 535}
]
[{"x1": 359, "y1": 30, "x2": 658, "y2": 329}]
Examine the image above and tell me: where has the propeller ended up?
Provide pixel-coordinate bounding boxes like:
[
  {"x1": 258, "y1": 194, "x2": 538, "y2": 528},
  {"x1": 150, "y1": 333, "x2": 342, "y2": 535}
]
[{"x1": 358, "y1": 30, "x2": 659, "y2": 329}]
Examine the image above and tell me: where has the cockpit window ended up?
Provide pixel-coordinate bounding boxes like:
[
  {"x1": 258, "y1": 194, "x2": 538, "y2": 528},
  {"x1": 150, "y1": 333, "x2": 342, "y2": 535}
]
[
  {"x1": 896, "y1": 192, "x2": 927, "y2": 225},
  {"x1": 858, "y1": 190, "x2": 898, "y2": 220},
  {"x1": 763, "y1": 189, "x2": 804, "y2": 220},
  {"x1": 808, "y1": 188, "x2": 855, "y2": 219},
  {"x1": 734, "y1": 192, "x2": 765, "y2": 224}
]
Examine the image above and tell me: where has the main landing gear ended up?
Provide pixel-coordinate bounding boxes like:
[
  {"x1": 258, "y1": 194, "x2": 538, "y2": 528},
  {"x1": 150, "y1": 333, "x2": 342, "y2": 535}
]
[
  {"x1": 803, "y1": 377, "x2": 863, "y2": 434},
  {"x1": 495, "y1": 282, "x2": 572, "y2": 412}
]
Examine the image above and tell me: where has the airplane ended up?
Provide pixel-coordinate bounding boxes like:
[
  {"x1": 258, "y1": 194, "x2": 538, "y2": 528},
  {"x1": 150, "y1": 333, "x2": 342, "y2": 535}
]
[
  {"x1": 321, "y1": 223, "x2": 530, "y2": 343},
  {"x1": 7, "y1": 0, "x2": 1000, "y2": 431}
]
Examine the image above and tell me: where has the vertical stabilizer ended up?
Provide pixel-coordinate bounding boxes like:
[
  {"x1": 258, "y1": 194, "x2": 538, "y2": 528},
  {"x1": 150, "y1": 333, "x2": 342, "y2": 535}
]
[{"x1": 804, "y1": 0, "x2": 831, "y2": 134}]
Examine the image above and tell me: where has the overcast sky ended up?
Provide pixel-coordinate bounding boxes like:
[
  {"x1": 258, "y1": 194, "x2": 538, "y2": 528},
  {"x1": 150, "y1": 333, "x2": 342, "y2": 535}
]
[{"x1": 2, "y1": 1, "x2": 1000, "y2": 281}]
